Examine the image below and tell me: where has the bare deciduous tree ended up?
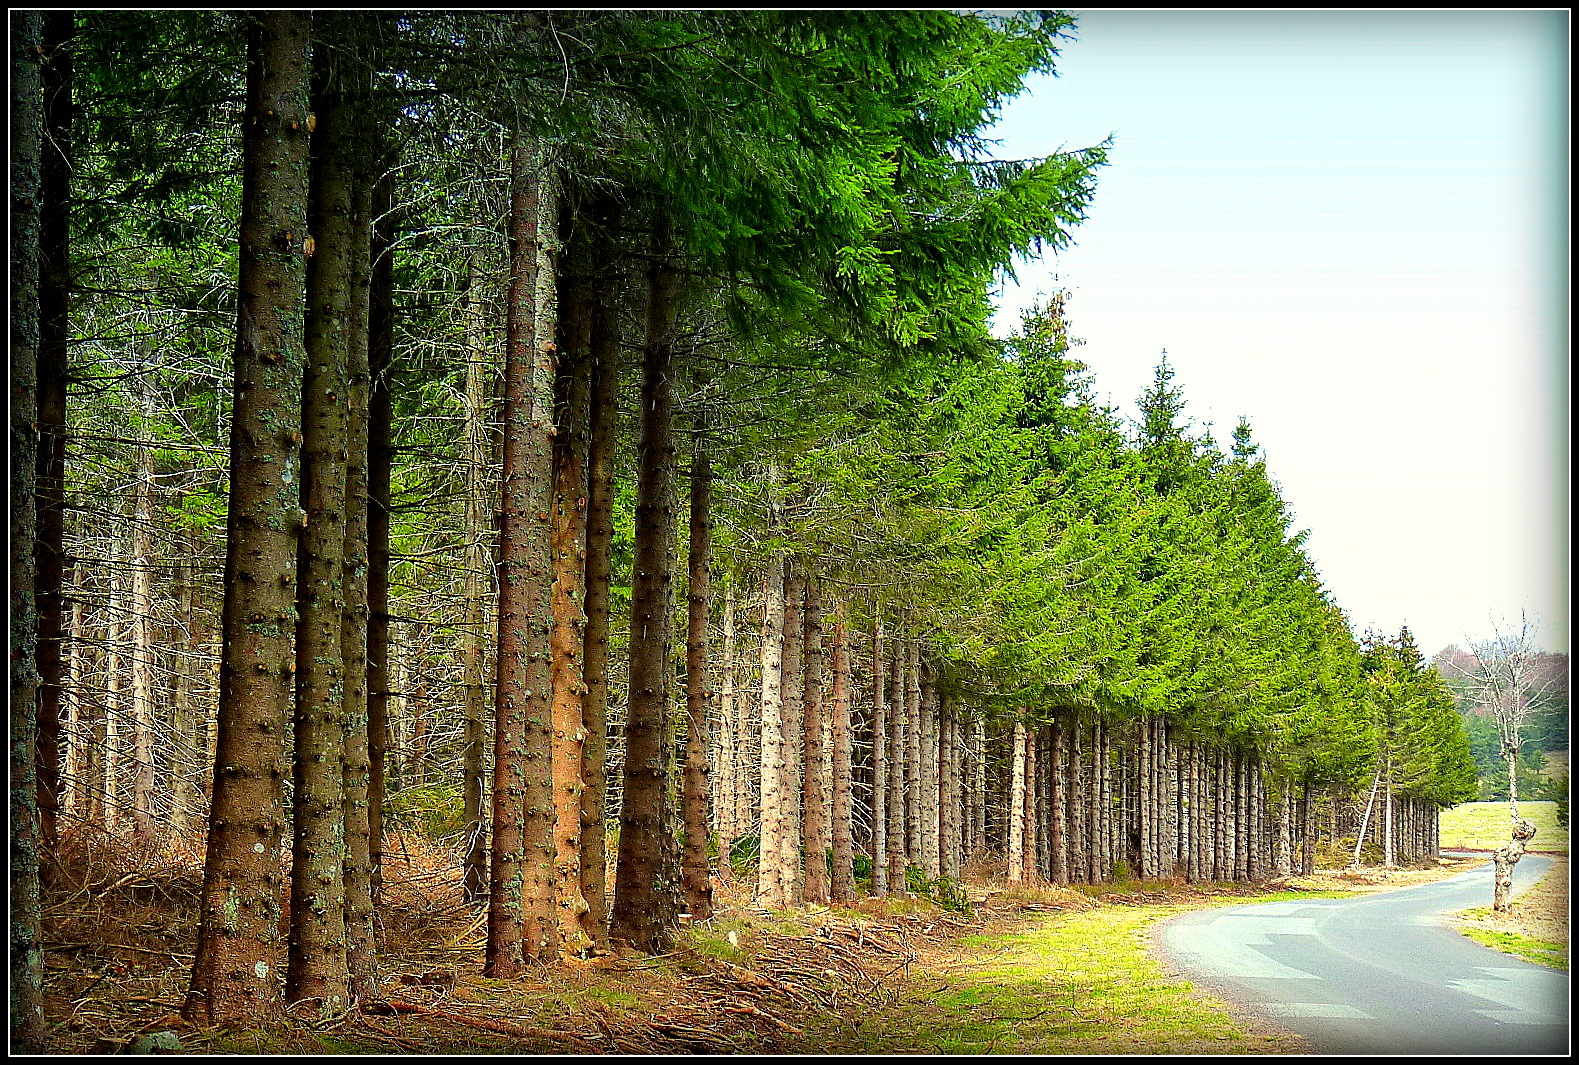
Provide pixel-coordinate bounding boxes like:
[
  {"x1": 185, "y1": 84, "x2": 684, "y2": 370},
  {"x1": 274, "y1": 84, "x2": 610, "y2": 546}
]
[{"x1": 1447, "y1": 613, "x2": 1557, "y2": 911}]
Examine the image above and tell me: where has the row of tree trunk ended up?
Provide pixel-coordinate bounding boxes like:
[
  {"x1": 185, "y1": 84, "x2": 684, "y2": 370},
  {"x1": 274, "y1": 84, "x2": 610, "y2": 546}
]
[
  {"x1": 709, "y1": 594, "x2": 1453, "y2": 892},
  {"x1": 1002, "y1": 718, "x2": 1276, "y2": 884}
]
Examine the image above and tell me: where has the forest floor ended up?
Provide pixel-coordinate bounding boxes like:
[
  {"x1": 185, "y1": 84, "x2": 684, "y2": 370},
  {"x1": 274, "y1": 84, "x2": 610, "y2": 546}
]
[{"x1": 35, "y1": 829, "x2": 1568, "y2": 1056}]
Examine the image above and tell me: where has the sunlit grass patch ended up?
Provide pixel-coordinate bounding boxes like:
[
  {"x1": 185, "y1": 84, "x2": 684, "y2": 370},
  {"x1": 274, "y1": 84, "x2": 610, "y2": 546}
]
[
  {"x1": 812, "y1": 894, "x2": 1321, "y2": 1055},
  {"x1": 959, "y1": 903, "x2": 1285, "y2": 1055},
  {"x1": 1439, "y1": 800, "x2": 1568, "y2": 854},
  {"x1": 1457, "y1": 922, "x2": 1568, "y2": 970}
]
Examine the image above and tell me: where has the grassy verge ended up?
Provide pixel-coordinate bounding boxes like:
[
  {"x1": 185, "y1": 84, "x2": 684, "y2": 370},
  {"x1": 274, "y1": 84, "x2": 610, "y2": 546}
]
[
  {"x1": 1455, "y1": 916, "x2": 1568, "y2": 970},
  {"x1": 795, "y1": 888, "x2": 1346, "y2": 1055}
]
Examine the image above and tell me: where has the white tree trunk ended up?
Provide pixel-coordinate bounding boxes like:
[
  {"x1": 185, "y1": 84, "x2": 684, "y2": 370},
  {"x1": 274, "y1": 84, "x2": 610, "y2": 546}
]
[
  {"x1": 714, "y1": 586, "x2": 738, "y2": 874},
  {"x1": 756, "y1": 555, "x2": 787, "y2": 909},
  {"x1": 1007, "y1": 720, "x2": 1027, "y2": 884},
  {"x1": 870, "y1": 616, "x2": 888, "y2": 896}
]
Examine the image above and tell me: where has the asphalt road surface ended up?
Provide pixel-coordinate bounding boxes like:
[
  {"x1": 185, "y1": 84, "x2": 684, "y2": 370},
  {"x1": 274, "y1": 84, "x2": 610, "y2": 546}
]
[{"x1": 1159, "y1": 854, "x2": 1569, "y2": 1054}]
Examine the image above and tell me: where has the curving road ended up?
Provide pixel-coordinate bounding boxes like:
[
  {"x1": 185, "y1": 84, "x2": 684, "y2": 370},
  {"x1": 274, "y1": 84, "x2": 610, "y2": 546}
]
[{"x1": 1159, "y1": 855, "x2": 1569, "y2": 1054}]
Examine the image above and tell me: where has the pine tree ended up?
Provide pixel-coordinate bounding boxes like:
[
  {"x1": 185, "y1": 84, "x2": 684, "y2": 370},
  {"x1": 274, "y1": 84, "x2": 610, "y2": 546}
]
[
  {"x1": 487, "y1": 134, "x2": 559, "y2": 974},
  {"x1": 12, "y1": 9, "x2": 50, "y2": 1051},
  {"x1": 185, "y1": 10, "x2": 310, "y2": 1026},
  {"x1": 609, "y1": 207, "x2": 683, "y2": 952},
  {"x1": 287, "y1": 11, "x2": 364, "y2": 1008}
]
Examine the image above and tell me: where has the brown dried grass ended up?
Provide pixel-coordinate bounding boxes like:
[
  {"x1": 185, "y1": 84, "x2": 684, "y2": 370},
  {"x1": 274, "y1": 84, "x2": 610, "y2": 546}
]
[{"x1": 44, "y1": 831, "x2": 1561, "y2": 1056}]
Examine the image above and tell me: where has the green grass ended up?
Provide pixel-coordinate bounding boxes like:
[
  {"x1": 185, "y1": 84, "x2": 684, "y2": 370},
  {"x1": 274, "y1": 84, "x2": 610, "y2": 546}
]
[
  {"x1": 795, "y1": 891, "x2": 1339, "y2": 1055},
  {"x1": 1438, "y1": 800, "x2": 1568, "y2": 854},
  {"x1": 1456, "y1": 915, "x2": 1568, "y2": 971}
]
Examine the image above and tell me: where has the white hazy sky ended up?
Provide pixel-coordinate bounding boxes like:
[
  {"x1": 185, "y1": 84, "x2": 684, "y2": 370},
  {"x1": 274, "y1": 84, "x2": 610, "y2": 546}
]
[{"x1": 987, "y1": 9, "x2": 1569, "y2": 656}]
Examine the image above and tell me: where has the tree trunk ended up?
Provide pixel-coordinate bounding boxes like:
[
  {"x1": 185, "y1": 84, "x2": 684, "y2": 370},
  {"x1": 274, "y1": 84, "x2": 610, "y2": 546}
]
[
  {"x1": 460, "y1": 247, "x2": 494, "y2": 906},
  {"x1": 870, "y1": 616, "x2": 888, "y2": 896},
  {"x1": 34, "y1": 9, "x2": 73, "y2": 863},
  {"x1": 609, "y1": 208, "x2": 682, "y2": 954},
  {"x1": 829, "y1": 615, "x2": 855, "y2": 901},
  {"x1": 78, "y1": 571, "x2": 107, "y2": 828},
  {"x1": 714, "y1": 585, "x2": 739, "y2": 878},
  {"x1": 1351, "y1": 765, "x2": 1382, "y2": 869},
  {"x1": 917, "y1": 662, "x2": 939, "y2": 879},
  {"x1": 184, "y1": 10, "x2": 309, "y2": 1026},
  {"x1": 756, "y1": 551, "x2": 789, "y2": 909},
  {"x1": 939, "y1": 704, "x2": 959, "y2": 881},
  {"x1": 964, "y1": 715, "x2": 983, "y2": 864},
  {"x1": 340, "y1": 141, "x2": 378, "y2": 1001},
  {"x1": 800, "y1": 574, "x2": 828, "y2": 903},
  {"x1": 1095, "y1": 720, "x2": 1112, "y2": 880},
  {"x1": 488, "y1": 136, "x2": 558, "y2": 974},
  {"x1": 1382, "y1": 758, "x2": 1395, "y2": 868},
  {"x1": 898, "y1": 638, "x2": 918, "y2": 868},
  {"x1": 129, "y1": 420, "x2": 158, "y2": 845},
  {"x1": 578, "y1": 192, "x2": 621, "y2": 952},
  {"x1": 1025, "y1": 720, "x2": 1041, "y2": 881},
  {"x1": 1299, "y1": 780, "x2": 1315, "y2": 875},
  {"x1": 12, "y1": 10, "x2": 49, "y2": 1046},
  {"x1": 168, "y1": 552, "x2": 203, "y2": 838},
  {"x1": 103, "y1": 553, "x2": 125, "y2": 835},
  {"x1": 1008, "y1": 721, "x2": 1028, "y2": 884},
  {"x1": 550, "y1": 202, "x2": 594, "y2": 952},
  {"x1": 289, "y1": 14, "x2": 359, "y2": 1007},
  {"x1": 63, "y1": 567, "x2": 86, "y2": 823},
  {"x1": 1492, "y1": 818, "x2": 1537, "y2": 912},
  {"x1": 779, "y1": 560, "x2": 805, "y2": 904},
  {"x1": 681, "y1": 427, "x2": 715, "y2": 922},
  {"x1": 365, "y1": 169, "x2": 395, "y2": 911},
  {"x1": 885, "y1": 637, "x2": 907, "y2": 890},
  {"x1": 1048, "y1": 717, "x2": 1066, "y2": 884}
]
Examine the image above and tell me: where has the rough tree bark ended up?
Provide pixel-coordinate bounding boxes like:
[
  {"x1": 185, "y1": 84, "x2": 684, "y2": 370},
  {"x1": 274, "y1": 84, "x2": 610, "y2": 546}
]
[
  {"x1": 578, "y1": 191, "x2": 622, "y2": 952},
  {"x1": 609, "y1": 207, "x2": 682, "y2": 954},
  {"x1": 340, "y1": 129, "x2": 378, "y2": 1000},
  {"x1": 1048, "y1": 717, "x2": 1067, "y2": 884},
  {"x1": 460, "y1": 247, "x2": 494, "y2": 906},
  {"x1": 801, "y1": 573, "x2": 829, "y2": 904},
  {"x1": 903, "y1": 638, "x2": 922, "y2": 869},
  {"x1": 365, "y1": 169, "x2": 395, "y2": 910},
  {"x1": 681, "y1": 427, "x2": 715, "y2": 922},
  {"x1": 870, "y1": 616, "x2": 889, "y2": 896},
  {"x1": 937, "y1": 705, "x2": 956, "y2": 880},
  {"x1": 1008, "y1": 720, "x2": 1028, "y2": 884},
  {"x1": 129, "y1": 418, "x2": 158, "y2": 844},
  {"x1": 34, "y1": 9, "x2": 72, "y2": 862},
  {"x1": 917, "y1": 665, "x2": 939, "y2": 879},
  {"x1": 714, "y1": 585, "x2": 739, "y2": 877},
  {"x1": 12, "y1": 9, "x2": 49, "y2": 1049},
  {"x1": 550, "y1": 199, "x2": 594, "y2": 953},
  {"x1": 184, "y1": 9, "x2": 309, "y2": 1026},
  {"x1": 288, "y1": 10, "x2": 358, "y2": 1007},
  {"x1": 885, "y1": 637, "x2": 908, "y2": 891},
  {"x1": 1492, "y1": 818, "x2": 1537, "y2": 913},
  {"x1": 487, "y1": 136, "x2": 558, "y2": 974},
  {"x1": 779, "y1": 560, "x2": 805, "y2": 904},
  {"x1": 756, "y1": 549, "x2": 789, "y2": 910},
  {"x1": 829, "y1": 615, "x2": 855, "y2": 902}
]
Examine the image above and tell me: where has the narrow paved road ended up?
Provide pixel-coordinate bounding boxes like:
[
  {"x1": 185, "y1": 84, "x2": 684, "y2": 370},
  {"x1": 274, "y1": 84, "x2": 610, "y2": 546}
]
[{"x1": 1159, "y1": 855, "x2": 1569, "y2": 1054}]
